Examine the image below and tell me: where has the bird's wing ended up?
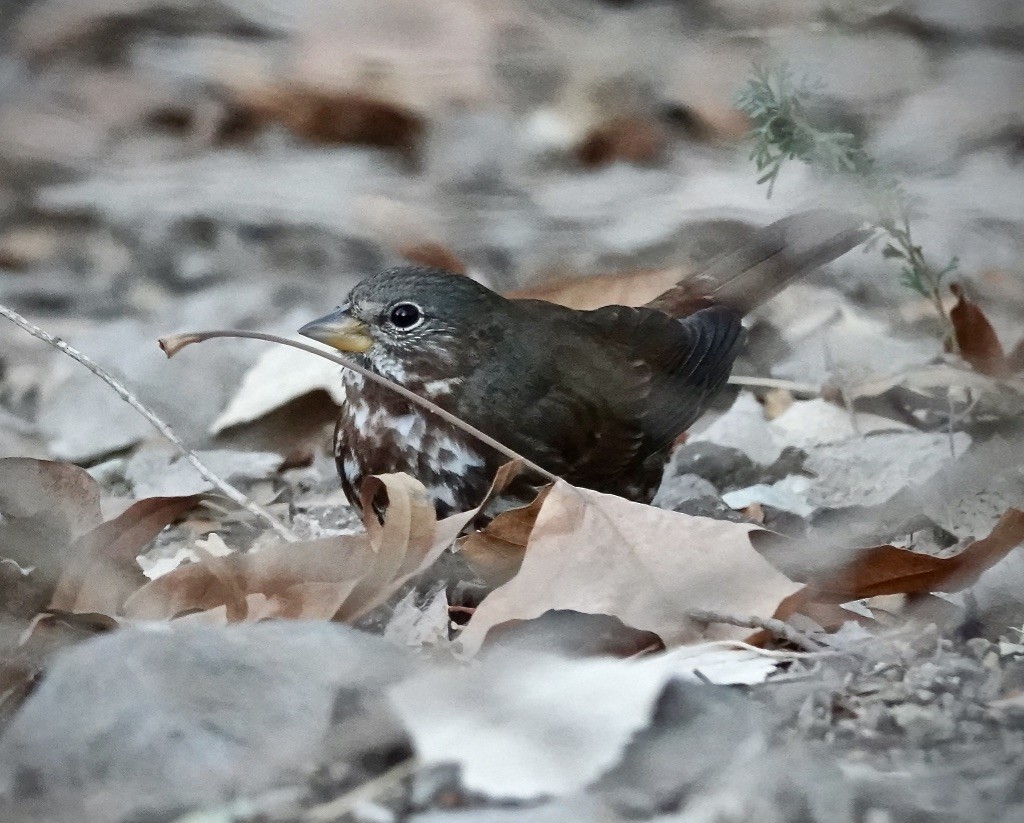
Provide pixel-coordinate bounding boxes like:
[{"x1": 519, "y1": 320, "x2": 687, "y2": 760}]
[
  {"x1": 578, "y1": 304, "x2": 745, "y2": 453},
  {"x1": 454, "y1": 315, "x2": 651, "y2": 484}
]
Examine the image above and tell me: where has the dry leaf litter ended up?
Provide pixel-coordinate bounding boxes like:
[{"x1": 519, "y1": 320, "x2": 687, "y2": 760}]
[{"x1": 1, "y1": 1, "x2": 1024, "y2": 821}]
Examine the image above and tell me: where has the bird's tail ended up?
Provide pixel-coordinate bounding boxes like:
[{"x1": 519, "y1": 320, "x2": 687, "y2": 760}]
[{"x1": 645, "y1": 209, "x2": 871, "y2": 317}]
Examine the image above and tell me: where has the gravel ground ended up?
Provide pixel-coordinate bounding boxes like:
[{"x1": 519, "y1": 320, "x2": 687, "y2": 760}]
[{"x1": 1, "y1": 1, "x2": 1024, "y2": 821}]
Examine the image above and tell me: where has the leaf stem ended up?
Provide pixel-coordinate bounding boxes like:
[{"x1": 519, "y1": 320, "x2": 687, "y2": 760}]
[{"x1": 160, "y1": 330, "x2": 563, "y2": 487}]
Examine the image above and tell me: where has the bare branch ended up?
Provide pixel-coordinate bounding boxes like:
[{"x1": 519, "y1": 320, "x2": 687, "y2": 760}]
[
  {"x1": 302, "y1": 758, "x2": 419, "y2": 822},
  {"x1": 728, "y1": 375, "x2": 820, "y2": 395},
  {"x1": 687, "y1": 608, "x2": 824, "y2": 652},
  {"x1": 0, "y1": 304, "x2": 298, "y2": 542}
]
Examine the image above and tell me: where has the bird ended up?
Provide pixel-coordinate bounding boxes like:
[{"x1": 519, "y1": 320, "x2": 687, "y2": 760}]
[{"x1": 299, "y1": 210, "x2": 868, "y2": 517}]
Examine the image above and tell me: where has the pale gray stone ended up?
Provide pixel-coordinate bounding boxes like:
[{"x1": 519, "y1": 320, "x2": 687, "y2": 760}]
[{"x1": 0, "y1": 623, "x2": 414, "y2": 823}]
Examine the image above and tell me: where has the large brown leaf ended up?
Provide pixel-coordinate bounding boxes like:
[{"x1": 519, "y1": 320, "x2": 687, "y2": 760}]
[
  {"x1": 458, "y1": 481, "x2": 802, "y2": 654},
  {"x1": 458, "y1": 488, "x2": 549, "y2": 586}
]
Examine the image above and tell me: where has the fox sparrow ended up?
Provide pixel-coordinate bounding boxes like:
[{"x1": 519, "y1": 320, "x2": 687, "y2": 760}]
[{"x1": 300, "y1": 210, "x2": 867, "y2": 516}]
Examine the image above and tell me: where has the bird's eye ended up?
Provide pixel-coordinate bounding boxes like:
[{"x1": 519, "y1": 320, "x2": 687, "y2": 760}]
[{"x1": 388, "y1": 302, "x2": 422, "y2": 330}]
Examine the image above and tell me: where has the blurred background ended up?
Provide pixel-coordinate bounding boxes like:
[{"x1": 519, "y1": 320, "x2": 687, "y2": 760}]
[
  {"x1": 3, "y1": 4, "x2": 1024, "y2": 820},
  {"x1": 0, "y1": 0, "x2": 1022, "y2": 466}
]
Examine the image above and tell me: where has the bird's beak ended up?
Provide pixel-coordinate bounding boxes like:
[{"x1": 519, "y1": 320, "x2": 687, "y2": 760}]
[{"x1": 298, "y1": 306, "x2": 374, "y2": 353}]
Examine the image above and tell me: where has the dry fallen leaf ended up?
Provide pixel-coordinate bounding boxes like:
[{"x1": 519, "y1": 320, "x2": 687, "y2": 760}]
[
  {"x1": 805, "y1": 509, "x2": 1024, "y2": 602},
  {"x1": 575, "y1": 115, "x2": 668, "y2": 168},
  {"x1": 0, "y1": 457, "x2": 102, "y2": 582},
  {"x1": 458, "y1": 488, "x2": 549, "y2": 587},
  {"x1": 124, "y1": 466, "x2": 520, "y2": 624},
  {"x1": 509, "y1": 267, "x2": 684, "y2": 311},
  {"x1": 49, "y1": 495, "x2": 202, "y2": 616},
  {"x1": 0, "y1": 459, "x2": 193, "y2": 617},
  {"x1": 122, "y1": 534, "x2": 363, "y2": 622},
  {"x1": 125, "y1": 475, "x2": 430, "y2": 623},
  {"x1": 458, "y1": 481, "x2": 802, "y2": 654},
  {"x1": 949, "y1": 283, "x2": 1009, "y2": 377}
]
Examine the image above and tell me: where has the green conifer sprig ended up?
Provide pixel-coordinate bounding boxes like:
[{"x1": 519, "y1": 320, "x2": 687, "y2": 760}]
[{"x1": 735, "y1": 62, "x2": 958, "y2": 329}]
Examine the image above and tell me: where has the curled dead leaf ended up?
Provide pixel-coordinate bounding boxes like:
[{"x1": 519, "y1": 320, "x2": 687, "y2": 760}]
[
  {"x1": 458, "y1": 487, "x2": 549, "y2": 587},
  {"x1": 49, "y1": 495, "x2": 202, "y2": 615},
  {"x1": 124, "y1": 532, "x2": 375, "y2": 623},
  {"x1": 805, "y1": 509, "x2": 1024, "y2": 602},
  {"x1": 124, "y1": 465, "x2": 522, "y2": 624},
  {"x1": 949, "y1": 283, "x2": 1009, "y2": 377}
]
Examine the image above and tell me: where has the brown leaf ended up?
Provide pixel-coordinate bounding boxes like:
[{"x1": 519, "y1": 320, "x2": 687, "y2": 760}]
[
  {"x1": 806, "y1": 509, "x2": 1024, "y2": 601},
  {"x1": 343, "y1": 462, "x2": 524, "y2": 619},
  {"x1": 398, "y1": 242, "x2": 467, "y2": 275},
  {"x1": 342, "y1": 472, "x2": 439, "y2": 620},
  {"x1": 175, "y1": 592, "x2": 285, "y2": 626},
  {"x1": 459, "y1": 488, "x2": 549, "y2": 586},
  {"x1": 508, "y1": 267, "x2": 684, "y2": 311},
  {"x1": 575, "y1": 116, "x2": 667, "y2": 168},
  {"x1": 227, "y1": 86, "x2": 424, "y2": 159},
  {"x1": 770, "y1": 587, "x2": 877, "y2": 633},
  {"x1": 459, "y1": 482, "x2": 802, "y2": 654},
  {"x1": 950, "y1": 283, "x2": 1008, "y2": 377},
  {"x1": 0, "y1": 457, "x2": 102, "y2": 583},
  {"x1": 124, "y1": 466, "x2": 521, "y2": 624},
  {"x1": 122, "y1": 532, "x2": 372, "y2": 622},
  {"x1": 49, "y1": 495, "x2": 201, "y2": 615},
  {"x1": 191, "y1": 546, "x2": 249, "y2": 622}
]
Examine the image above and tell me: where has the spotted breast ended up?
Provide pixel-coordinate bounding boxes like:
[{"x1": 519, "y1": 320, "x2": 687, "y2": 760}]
[{"x1": 334, "y1": 369, "x2": 497, "y2": 517}]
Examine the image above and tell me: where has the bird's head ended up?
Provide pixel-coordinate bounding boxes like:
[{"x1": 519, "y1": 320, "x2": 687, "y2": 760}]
[{"x1": 298, "y1": 266, "x2": 504, "y2": 384}]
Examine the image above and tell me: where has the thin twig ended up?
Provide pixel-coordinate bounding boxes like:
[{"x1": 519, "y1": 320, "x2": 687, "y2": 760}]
[
  {"x1": 687, "y1": 608, "x2": 824, "y2": 652},
  {"x1": 0, "y1": 303, "x2": 298, "y2": 542},
  {"x1": 728, "y1": 375, "x2": 821, "y2": 395},
  {"x1": 161, "y1": 330, "x2": 563, "y2": 486},
  {"x1": 163, "y1": 330, "x2": 661, "y2": 587},
  {"x1": 303, "y1": 758, "x2": 419, "y2": 822}
]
